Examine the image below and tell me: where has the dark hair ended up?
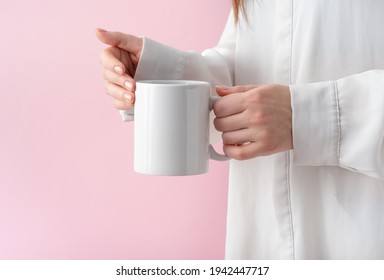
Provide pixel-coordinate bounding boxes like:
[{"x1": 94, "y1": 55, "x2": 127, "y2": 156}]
[{"x1": 232, "y1": 0, "x2": 247, "y2": 23}]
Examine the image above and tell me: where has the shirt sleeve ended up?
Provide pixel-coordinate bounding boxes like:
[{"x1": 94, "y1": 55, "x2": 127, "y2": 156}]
[
  {"x1": 290, "y1": 70, "x2": 384, "y2": 180},
  {"x1": 119, "y1": 10, "x2": 237, "y2": 123}
]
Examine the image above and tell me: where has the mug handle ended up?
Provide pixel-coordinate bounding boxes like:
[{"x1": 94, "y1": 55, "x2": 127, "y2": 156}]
[{"x1": 209, "y1": 96, "x2": 230, "y2": 161}]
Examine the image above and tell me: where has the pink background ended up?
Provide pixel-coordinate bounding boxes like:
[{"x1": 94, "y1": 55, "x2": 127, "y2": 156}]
[{"x1": 0, "y1": 0, "x2": 231, "y2": 259}]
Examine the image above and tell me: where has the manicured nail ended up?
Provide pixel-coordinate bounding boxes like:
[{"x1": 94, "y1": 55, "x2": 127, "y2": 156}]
[
  {"x1": 124, "y1": 80, "x2": 133, "y2": 90},
  {"x1": 114, "y1": 65, "x2": 124, "y2": 75},
  {"x1": 216, "y1": 85, "x2": 229, "y2": 90},
  {"x1": 123, "y1": 93, "x2": 133, "y2": 103}
]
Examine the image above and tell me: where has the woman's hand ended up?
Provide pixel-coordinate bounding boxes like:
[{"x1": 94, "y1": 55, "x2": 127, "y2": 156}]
[
  {"x1": 213, "y1": 84, "x2": 293, "y2": 160},
  {"x1": 96, "y1": 28, "x2": 143, "y2": 110}
]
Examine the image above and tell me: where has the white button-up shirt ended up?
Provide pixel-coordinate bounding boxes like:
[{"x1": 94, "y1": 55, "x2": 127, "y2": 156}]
[{"x1": 124, "y1": 0, "x2": 384, "y2": 259}]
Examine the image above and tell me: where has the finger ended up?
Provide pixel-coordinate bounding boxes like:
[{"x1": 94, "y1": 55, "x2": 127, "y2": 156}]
[
  {"x1": 113, "y1": 98, "x2": 134, "y2": 110},
  {"x1": 214, "y1": 112, "x2": 247, "y2": 132},
  {"x1": 222, "y1": 129, "x2": 254, "y2": 145},
  {"x1": 99, "y1": 46, "x2": 126, "y2": 74},
  {"x1": 105, "y1": 82, "x2": 135, "y2": 104},
  {"x1": 103, "y1": 69, "x2": 136, "y2": 92},
  {"x1": 216, "y1": 85, "x2": 261, "y2": 96},
  {"x1": 223, "y1": 142, "x2": 263, "y2": 160},
  {"x1": 96, "y1": 28, "x2": 142, "y2": 54},
  {"x1": 213, "y1": 92, "x2": 247, "y2": 117}
]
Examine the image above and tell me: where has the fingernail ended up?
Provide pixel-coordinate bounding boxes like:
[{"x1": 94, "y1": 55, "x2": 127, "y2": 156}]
[
  {"x1": 216, "y1": 85, "x2": 229, "y2": 90},
  {"x1": 97, "y1": 28, "x2": 107, "y2": 32},
  {"x1": 114, "y1": 65, "x2": 124, "y2": 75},
  {"x1": 123, "y1": 93, "x2": 133, "y2": 103},
  {"x1": 124, "y1": 80, "x2": 133, "y2": 90}
]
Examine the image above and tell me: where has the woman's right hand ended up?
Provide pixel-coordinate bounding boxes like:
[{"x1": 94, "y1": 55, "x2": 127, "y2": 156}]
[{"x1": 96, "y1": 28, "x2": 143, "y2": 110}]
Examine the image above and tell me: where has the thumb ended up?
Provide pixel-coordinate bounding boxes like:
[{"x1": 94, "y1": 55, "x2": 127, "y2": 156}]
[
  {"x1": 95, "y1": 28, "x2": 142, "y2": 54},
  {"x1": 216, "y1": 85, "x2": 258, "y2": 96}
]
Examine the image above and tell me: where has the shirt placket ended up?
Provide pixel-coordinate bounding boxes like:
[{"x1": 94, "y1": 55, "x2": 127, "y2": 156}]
[{"x1": 273, "y1": 0, "x2": 295, "y2": 259}]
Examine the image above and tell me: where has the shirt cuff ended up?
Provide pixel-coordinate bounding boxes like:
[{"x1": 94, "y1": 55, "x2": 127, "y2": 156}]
[
  {"x1": 119, "y1": 37, "x2": 186, "y2": 122},
  {"x1": 290, "y1": 80, "x2": 340, "y2": 166},
  {"x1": 134, "y1": 37, "x2": 186, "y2": 81}
]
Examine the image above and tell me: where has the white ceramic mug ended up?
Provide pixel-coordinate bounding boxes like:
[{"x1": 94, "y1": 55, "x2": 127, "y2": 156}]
[{"x1": 134, "y1": 80, "x2": 229, "y2": 176}]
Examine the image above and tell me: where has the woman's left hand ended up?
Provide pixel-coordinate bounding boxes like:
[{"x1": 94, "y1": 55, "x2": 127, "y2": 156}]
[{"x1": 213, "y1": 84, "x2": 293, "y2": 160}]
